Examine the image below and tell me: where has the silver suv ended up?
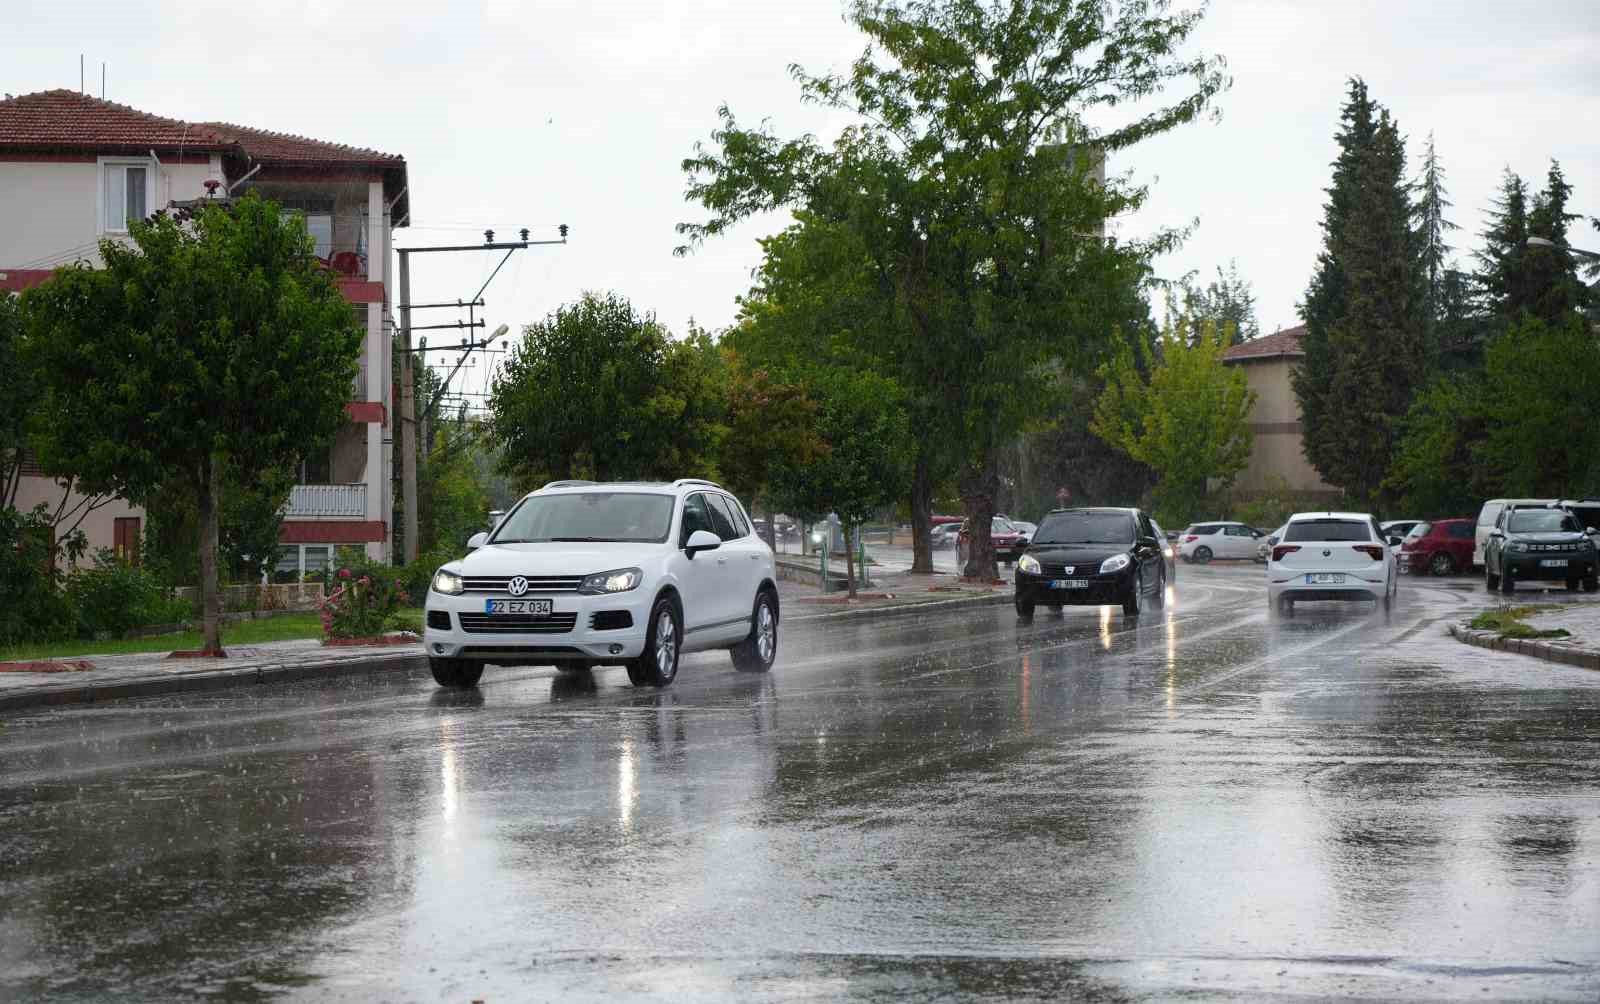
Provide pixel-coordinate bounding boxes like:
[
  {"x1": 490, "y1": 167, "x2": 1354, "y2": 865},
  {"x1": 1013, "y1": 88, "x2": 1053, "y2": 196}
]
[{"x1": 423, "y1": 479, "x2": 780, "y2": 689}]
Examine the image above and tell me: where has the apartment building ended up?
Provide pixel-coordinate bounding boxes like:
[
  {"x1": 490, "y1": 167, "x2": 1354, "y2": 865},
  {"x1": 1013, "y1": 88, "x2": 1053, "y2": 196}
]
[
  {"x1": 0, "y1": 89, "x2": 407, "y2": 569},
  {"x1": 1220, "y1": 324, "x2": 1339, "y2": 498}
]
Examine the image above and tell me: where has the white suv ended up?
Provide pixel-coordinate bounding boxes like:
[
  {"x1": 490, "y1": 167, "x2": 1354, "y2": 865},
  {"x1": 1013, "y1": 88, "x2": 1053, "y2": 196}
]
[{"x1": 423, "y1": 479, "x2": 779, "y2": 689}]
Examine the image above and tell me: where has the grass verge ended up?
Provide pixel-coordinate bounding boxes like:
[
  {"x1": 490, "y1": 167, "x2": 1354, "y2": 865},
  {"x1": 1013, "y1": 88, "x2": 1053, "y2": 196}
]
[
  {"x1": 1468, "y1": 606, "x2": 1571, "y2": 640},
  {"x1": 1, "y1": 608, "x2": 426, "y2": 662}
]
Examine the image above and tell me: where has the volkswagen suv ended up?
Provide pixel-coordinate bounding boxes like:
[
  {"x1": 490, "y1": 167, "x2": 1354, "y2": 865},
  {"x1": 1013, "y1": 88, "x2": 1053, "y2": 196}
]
[{"x1": 423, "y1": 479, "x2": 780, "y2": 689}]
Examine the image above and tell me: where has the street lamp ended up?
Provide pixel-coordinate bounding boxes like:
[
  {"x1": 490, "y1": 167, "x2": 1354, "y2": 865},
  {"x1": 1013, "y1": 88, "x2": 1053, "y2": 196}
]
[{"x1": 1527, "y1": 235, "x2": 1600, "y2": 260}]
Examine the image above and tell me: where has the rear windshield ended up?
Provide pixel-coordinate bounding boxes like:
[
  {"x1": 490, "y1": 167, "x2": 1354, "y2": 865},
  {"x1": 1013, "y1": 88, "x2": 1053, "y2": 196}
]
[
  {"x1": 1406, "y1": 523, "x2": 1431, "y2": 539},
  {"x1": 1508, "y1": 510, "x2": 1580, "y2": 534},
  {"x1": 1284, "y1": 519, "x2": 1372, "y2": 543},
  {"x1": 1035, "y1": 511, "x2": 1137, "y2": 546},
  {"x1": 491, "y1": 492, "x2": 676, "y2": 544}
]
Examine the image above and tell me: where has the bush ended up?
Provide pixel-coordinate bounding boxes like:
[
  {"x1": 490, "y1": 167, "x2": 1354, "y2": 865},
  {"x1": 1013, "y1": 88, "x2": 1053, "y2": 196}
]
[
  {"x1": 64, "y1": 550, "x2": 191, "y2": 639},
  {"x1": 320, "y1": 554, "x2": 411, "y2": 640},
  {"x1": 0, "y1": 506, "x2": 82, "y2": 645},
  {"x1": 397, "y1": 547, "x2": 459, "y2": 605}
]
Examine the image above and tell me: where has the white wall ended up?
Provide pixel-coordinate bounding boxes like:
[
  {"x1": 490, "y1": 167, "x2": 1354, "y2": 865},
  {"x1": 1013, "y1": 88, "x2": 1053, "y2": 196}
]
[{"x1": 12, "y1": 475, "x2": 143, "y2": 569}]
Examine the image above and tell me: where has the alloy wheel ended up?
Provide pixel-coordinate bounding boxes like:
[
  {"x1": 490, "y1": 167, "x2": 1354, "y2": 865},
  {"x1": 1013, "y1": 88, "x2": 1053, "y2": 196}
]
[{"x1": 756, "y1": 602, "x2": 776, "y2": 663}]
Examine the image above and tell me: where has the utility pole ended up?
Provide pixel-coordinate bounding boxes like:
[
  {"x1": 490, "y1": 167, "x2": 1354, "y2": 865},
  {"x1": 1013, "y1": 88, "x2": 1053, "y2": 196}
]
[{"x1": 396, "y1": 226, "x2": 566, "y2": 564}]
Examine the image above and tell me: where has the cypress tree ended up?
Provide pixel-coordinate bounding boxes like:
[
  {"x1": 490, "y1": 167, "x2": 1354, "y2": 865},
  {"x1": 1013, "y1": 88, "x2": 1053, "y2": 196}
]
[
  {"x1": 1474, "y1": 169, "x2": 1533, "y2": 321},
  {"x1": 1410, "y1": 132, "x2": 1459, "y2": 329}
]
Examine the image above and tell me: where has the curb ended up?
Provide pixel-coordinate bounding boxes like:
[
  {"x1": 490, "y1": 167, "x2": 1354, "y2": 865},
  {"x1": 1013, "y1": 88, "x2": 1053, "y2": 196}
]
[
  {"x1": 1447, "y1": 623, "x2": 1600, "y2": 671},
  {"x1": 0, "y1": 650, "x2": 426, "y2": 714}
]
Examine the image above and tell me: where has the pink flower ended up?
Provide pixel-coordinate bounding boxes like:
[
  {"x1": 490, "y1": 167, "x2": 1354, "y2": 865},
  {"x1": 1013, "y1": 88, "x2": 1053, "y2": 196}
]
[
  {"x1": 359, "y1": 576, "x2": 371, "y2": 587},
  {"x1": 338, "y1": 568, "x2": 352, "y2": 580}
]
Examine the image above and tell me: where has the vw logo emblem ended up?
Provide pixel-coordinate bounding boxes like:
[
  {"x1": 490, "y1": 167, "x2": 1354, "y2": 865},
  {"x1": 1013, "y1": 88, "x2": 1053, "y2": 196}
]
[
  {"x1": 507, "y1": 576, "x2": 529, "y2": 596},
  {"x1": 1322, "y1": 550, "x2": 1331, "y2": 557}
]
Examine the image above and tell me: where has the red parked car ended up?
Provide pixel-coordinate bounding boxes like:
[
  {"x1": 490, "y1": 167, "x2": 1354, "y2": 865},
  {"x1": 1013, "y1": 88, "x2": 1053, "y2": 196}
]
[
  {"x1": 957, "y1": 516, "x2": 1031, "y2": 566},
  {"x1": 1397, "y1": 518, "x2": 1475, "y2": 575}
]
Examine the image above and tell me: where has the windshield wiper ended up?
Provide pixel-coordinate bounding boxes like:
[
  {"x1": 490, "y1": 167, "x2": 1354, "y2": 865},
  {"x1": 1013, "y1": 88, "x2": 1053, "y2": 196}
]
[{"x1": 548, "y1": 536, "x2": 620, "y2": 543}]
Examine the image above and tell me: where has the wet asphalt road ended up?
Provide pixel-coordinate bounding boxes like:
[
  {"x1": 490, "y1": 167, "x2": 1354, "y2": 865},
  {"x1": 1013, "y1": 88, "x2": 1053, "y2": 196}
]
[{"x1": 2, "y1": 565, "x2": 1598, "y2": 1002}]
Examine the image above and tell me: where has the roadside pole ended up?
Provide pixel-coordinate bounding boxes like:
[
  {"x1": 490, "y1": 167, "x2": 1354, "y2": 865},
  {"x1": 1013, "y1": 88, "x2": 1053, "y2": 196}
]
[{"x1": 398, "y1": 250, "x2": 417, "y2": 564}]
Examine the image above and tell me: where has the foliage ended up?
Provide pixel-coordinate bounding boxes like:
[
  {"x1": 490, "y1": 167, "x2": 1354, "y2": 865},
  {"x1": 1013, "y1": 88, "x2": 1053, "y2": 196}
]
[
  {"x1": 420, "y1": 423, "x2": 491, "y2": 556},
  {"x1": 678, "y1": 0, "x2": 1229, "y2": 574},
  {"x1": 1410, "y1": 131, "x2": 1460, "y2": 330},
  {"x1": 1293, "y1": 78, "x2": 1427, "y2": 508},
  {"x1": 1468, "y1": 607, "x2": 1569, "y2": 640},
  {"x1": 319, "y1": 554, "x2": 411, "y2": 640},
  {"x1": 1383, "y1": 372, "x2": 1486, "y2": 516},
  {"x1": 64, "y1": 551, "x2": 190, "y2": 639},
  {"x1": 0, "y1": 505, "x2": 77, "y2": 645},
  {"x1": 488, "y1": 292, "x2": 727, "y2": 484},
  {"x1": 716, "y1": 349, "x2": 827, "y2": 526},
  {"x1": 1092, "y1": 315, "x2": 1255, "y2": 528},
  {"x1": 398, "y1": 547, "x2": 462, "y2": 606},
  {"x1": 0, "y1": 293, "x2": 28, "y2": 510},
  {"x1": 1223, "y1": 478, "x2": 1346, "y2": 534},
  {"x1": 1180, "y1": 260, "x2": 1258, "y2": 344},
  {"x1": 1476, "y1": 315, "x2": 1600, "y2": 498},
  {"x1": 1474, "y1": 162, "x2": 1591, "y2": 328},
  {"x1": 22, "y1": 193, "x2": 363, "y2": 652}
]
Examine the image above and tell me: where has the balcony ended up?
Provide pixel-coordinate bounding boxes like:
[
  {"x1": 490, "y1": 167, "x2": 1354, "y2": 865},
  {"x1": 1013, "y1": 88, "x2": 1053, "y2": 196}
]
[{"x1": 285, "y1": 484, "x2": 367, "y2": 519}]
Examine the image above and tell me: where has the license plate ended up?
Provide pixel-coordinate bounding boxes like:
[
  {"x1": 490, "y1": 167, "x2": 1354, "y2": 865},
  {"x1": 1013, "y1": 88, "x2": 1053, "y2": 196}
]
[
  {"x1": 1051, "y1": 579, "x2": 1089, "y2": 590},
  {"x1": 485, "y1": 599, "x2": 553, "y2": 616},
  {"x1": 1540, "y1": 559, "x2": 1568, "y2": 568},
  {"x1": 1305, "y1": 573, "x2": 1345, "y2": 584}
]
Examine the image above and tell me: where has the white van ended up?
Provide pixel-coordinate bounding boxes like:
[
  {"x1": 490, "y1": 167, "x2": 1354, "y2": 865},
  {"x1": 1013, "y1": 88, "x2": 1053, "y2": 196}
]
[{"x1": 1474, "y1": 498, "x2": 1553, "y2": 567}]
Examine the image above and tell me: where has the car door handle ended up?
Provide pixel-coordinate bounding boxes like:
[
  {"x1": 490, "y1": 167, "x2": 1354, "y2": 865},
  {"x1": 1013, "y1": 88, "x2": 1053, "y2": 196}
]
[
  {"x1": 749, "y1": 553, "x2": 761, "y2": 560},
  {"x1": 717, "y1": 556, "x2": 727, "y2": 565}
]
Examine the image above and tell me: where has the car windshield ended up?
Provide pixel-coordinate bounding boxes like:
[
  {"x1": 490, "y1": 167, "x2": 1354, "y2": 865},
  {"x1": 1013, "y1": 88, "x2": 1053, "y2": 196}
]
[
  {"x1": 490, "y1": 492, "x2": 676, "y2": 544},
  {"x1": 1034, "y1": 511, "x2": 1136, "y2": 545},
  {"x1": 1284, "y1": 519, "x2": 1371, "y2": 543},
  {"x1": 1406, "y1": 522, "x2": 1431, "y2": 539},
  {"x1": 1509, "y1": 510, "x2": 1580, "y2": 534}
]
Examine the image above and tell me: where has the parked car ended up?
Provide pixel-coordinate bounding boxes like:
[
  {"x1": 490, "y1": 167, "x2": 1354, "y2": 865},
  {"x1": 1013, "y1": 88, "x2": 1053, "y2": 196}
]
[
  {"x1": 752, "y1": 518, "x2": 796, "y2": 543},
  {"x1": 929, "y1": 522, "x2": 964, "y2": 548},
  {"x1": 1266, "y1": 511, "x2": 1398, "y2": 614},
  {"x1": 1474, "y1": 498, "x2": 1553, "y2": 568},
  {"x1": 424, "y1": 478, "x2": 780, "y2": 690},
  {"x1": 957, "y1": 516, "x2": 1031, "y2": 566},
  {"x1": 1255, "y1": 523, "x2": 1289, "y2": 563},
  {"x1": 1178, "y1": 521, "x2": 1266, "y2": 563},
  {"x1": 1483, "y1": 504, "x2": 1598, "y2": 593},
  {"x1": 1006, "y1": 518, "x2": 1038, "y2": 538},
  {"x1": 1014, "y1": 507, "x2": 1168, "y2": 618},
  {"x1": 1558, "y1": 498, "x2": 1600, "y2": 542},
  {"x1": 1396, "y1": 518, "x2": 1474, "y2": 575},
  {"x1": 1379, "y1": 520, "x2": 1421, "y2": 553},
  {"x1": 1148, "y1": 516, "x2": 1177, "y2": 582}
]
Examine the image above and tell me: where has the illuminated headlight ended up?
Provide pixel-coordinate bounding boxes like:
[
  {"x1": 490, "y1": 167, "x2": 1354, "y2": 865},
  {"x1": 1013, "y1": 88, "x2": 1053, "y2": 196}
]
[
  {"x1": 578, "y1": 567, "x2": 642, "y2": 595},
  {"x1": 1508, "y1": 542, "x2": 1528, "y2": 553},
  {"x1": 1100, "y1": 553, "x2": 1131, "y2": 574},
  {"x1": 1017, "y1": 554, "x2": 1041, "y2": 575},
  {"x1": 431, "y1": 569, "x2": 464, "y2": 595}
]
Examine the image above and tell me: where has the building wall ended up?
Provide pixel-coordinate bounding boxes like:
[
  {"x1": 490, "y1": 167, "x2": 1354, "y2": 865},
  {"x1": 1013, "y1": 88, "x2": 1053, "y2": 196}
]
[
  {"x1": 12, "y1": 475, "x2": 144, "y2": 567},
  {"x1": 1231, "y1": 357, "x2": 1336, "y2": 495}
]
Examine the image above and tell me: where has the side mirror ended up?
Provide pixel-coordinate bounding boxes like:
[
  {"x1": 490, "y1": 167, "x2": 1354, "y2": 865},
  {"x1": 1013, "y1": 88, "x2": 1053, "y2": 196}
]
[
  {"x1": 1490, "y1": 530, "x2": 1504, "y2": 538},
  {"x1": 466, "y1": 531, "x2": 488, "y2": 552},
  {"x1": 1588, "y1": 527, "x2": 1597, "y2": 535},
  {"x1": 1138, "y1": 535, "x2": 1158, "y2": 549},
  {"x1": 1387, "y1": 536, "x2": 1402, "y2": 547},
  {"x1": 1267, "y1": 536, "x2": 1279, "y2": 546},
  {"x1": 684, "y1": 529, "x2": 721, "y2": 558}
]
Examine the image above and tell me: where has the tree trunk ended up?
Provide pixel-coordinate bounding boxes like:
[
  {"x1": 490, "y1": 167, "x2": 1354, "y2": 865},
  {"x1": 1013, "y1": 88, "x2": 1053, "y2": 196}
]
[
  {"x1": 910, "y1": 453, "x2": 934, "y2": 573},
  {"x1": 760, "y1": 496, "x2": 777, "y2": 552},
  {"x1": 960, "y1": 458, "x2": 999, "y2": 582},
  {"x1": 197, "y1": 452, "x2": 224, "y2": 656},
  {"x1": 845, "y1": 522, "x2": 857, "y2": 598}
]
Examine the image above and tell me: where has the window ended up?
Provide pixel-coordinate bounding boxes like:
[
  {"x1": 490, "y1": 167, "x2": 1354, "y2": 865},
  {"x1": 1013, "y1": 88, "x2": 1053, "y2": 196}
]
[
  {"x1": 113, "y1": 517, "x2": 141, "y2": 567},
  {"x1": 1034, "y1": 511, "x2": 1136, "y2": 545},
  {"x1": 706, "y1": 495, "x2": 741, "y2": 540},
  {"x1": 1224, "y1": 525, "x2": 1251, "y2": 537},
  {"x1": 102, "y1": 162, "x2": 149, "y2": 232},
  {"x1": 1284, "y1": 519, "x2": 1372, "y2": 543},
  {"x1": 490, "y1": 492, "x2": 676, "y2": 544},
  {"x1": 1447, "y1": 522, "x2": 1473, "y2": 539},
  {"x1": 680, "y1": 493, "x2": 716, "y2": 544}
]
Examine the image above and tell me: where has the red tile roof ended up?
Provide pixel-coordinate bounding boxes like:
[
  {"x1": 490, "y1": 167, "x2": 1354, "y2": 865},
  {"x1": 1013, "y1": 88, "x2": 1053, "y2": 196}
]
[
  {"x1": 0, "y1": 90, "x2": 402, "y2": 166},
  {"x1": 1222, "y1": 324, "x2": 1306, "y2": 362}
]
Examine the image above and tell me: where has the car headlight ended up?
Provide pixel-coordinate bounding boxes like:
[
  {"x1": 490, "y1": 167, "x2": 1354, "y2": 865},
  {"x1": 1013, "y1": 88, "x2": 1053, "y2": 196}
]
[
  {"x1": 1508, "y1": 542, "x2": 1528, "y2": 553},
  {"x1": 431, "y1": 569, "x2": 464, "y2": 595},
  {"x1": 1579, "y1": 538, "x2": 1595, "y2": 551},
  {"x1": 577, "y1": 567, "x2": 642, "y2": 595},
  {"x1": 1018, "y1": 554, "x2": 1041, "y2": 575},
  {"x1": 1100, "y1": 553, "x2": 1131, "y2": 574}
]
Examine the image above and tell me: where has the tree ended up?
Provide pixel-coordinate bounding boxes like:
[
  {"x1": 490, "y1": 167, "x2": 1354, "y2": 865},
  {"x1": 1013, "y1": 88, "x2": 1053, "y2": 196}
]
[
  {"x1": 488, "y1": 292, "x2": 726, "y2": 485},
  {"x1": 419, "y1": 422, "x2": 491, "y2": 557},
  {"x1": 716, "y1": 350, "x2": 827, "y2": 547},
  {"x1": 767, "y1": 370, "x2": 911, "y2": 597},
  {"x1": 22, "y1": 195, "x2": 363, "y2": 653},
  {"x1": 0, "y1": 292, "x2": 24, "y2": 510},
  {"x1": 1411, "y1": 131, "x2": 1460, "y2": 329},
  {"x1": 1091, "y1": 315, "x2": 1255, "y2": 526},
  {"x1": 678, "y1": 0, "x2": 1228, "y2": 580},
  {"x1": 1383, "y1": 373, "x2": 1486, "y2": 517},
  {"x1": 1476, "y1": 315, "x2": 1600, "y2": 498},
  {"x1": 1293, "y1": 79, "x2": 1427, "y2": 507},
  {"x1": 1180, "y1": 260, "x2": 1258, "y2": 344}
]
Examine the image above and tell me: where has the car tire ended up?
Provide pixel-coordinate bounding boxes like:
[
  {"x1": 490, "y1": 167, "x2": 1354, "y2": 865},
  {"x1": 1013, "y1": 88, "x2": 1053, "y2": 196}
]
[
  {"x1": 1121, "y1": 575, "x2": 1142, "y2": 617},
  {"x1": 429, "y1": 657, "x2": 484, "y2": 689},
  {"x1": 1567, "y1": 577, "x2": 1580, "y2": 592},
  {"x1": 551, "y1": 659, "x2": 587, "y2": 675},
  {"x1": 1428, "y1": 552, "x2": 1455, "y2": 576},
  {"x1": 730, "y1": 589, "x2": 778, "y2": 673},
  {"x1": 628, "y1": 595, "x2": 681, "y2": 688},
  {"x1": 1485, "y1": 562, "x2": 1500, "y2": 591},
  {"x1": 1585, "y1": 574, "x2": 1599, "y2": 593},
  {"x1": 1150, "y1": 566, "x2": 1166, "y2": 608},
  {"x1": 1015, "y1": 596, "x2": 1035, "y2": 619},
  {"x1": 1193, "y1": 546, "x2": 1212, "y2": 565},
  {"x1": 1276, "y1": 595, "x2": 1294, "y2": 617},
  {"x1": 1500, "y1": 569, "x2": 1515, "y2": 594}
]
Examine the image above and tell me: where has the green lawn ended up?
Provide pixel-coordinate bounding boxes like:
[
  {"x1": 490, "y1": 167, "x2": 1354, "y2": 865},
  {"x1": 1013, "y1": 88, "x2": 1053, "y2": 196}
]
[{"x1": 1, "y1": 609, "x2": 425, "y2": 663}]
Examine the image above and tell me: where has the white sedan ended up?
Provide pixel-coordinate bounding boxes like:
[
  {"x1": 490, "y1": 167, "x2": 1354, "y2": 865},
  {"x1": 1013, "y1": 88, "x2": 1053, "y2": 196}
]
[{"x1": 1267, "y1": 512, "x2": 1398, "y2": 615}]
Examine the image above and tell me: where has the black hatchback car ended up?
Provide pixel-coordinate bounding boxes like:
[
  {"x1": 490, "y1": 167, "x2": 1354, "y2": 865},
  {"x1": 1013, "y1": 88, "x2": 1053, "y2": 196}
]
[
  {"x1": 1484, "y1": 504, "x2": 1598, "y2": 592},
  {"x1": 1013, "y1": 507, "x2": 1168, "y2": 618}
]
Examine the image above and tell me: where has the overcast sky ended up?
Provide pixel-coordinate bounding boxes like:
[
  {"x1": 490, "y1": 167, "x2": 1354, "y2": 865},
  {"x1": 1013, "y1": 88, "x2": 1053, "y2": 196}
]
[{"x1": 8, "y1": 1, "x2": 1598, "y2": 403}]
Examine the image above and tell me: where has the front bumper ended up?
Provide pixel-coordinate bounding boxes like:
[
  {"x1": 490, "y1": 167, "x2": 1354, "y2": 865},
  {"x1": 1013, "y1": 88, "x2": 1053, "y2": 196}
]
[
  {"x1": 1015, "y1": 566, "x2": 1134, "y2": 606},
  {"x1": 423, "y1": 589, "x2": 650, "y2": 665},
  {"x1": 1501, "y1": 554, "x2": 1596, "y2": 582}
]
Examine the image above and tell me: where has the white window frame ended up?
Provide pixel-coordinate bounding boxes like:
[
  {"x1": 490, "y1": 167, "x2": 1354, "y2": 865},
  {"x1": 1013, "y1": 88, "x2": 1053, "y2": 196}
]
[{"x1": 97, "y1": 156, "x2": 154, "y2": 234}]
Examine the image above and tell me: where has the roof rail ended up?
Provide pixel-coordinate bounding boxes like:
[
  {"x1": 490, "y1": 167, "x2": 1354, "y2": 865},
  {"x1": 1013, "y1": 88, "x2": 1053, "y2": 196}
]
[
  {"x1": 673, "y1": 478, "x2": 724, "y2": 490},
  {"x1": 540, "y1": 479, "x2": 596, "y2": 490}
]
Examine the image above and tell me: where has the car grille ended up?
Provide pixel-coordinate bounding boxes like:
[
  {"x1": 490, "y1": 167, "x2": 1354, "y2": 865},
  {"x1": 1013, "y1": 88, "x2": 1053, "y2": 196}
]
[
  {"x1": 460, "y1": 575, "x2": 584, "y2": 593},
  {"x1": 1523, "y1": 543, "x2": 1572, "y2": 553},
  {"x1": 1038, "y1": 562, "x2": 1091, "y2": 577},
  {"x1": 457, "y1": 612, "x2": 578, "y2": 634}
]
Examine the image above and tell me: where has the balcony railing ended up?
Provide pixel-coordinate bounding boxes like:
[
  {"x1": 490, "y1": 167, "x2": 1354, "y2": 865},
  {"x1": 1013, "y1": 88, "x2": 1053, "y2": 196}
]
[{"x1": 285, "y1": 484, "x2": 367, "y2": 519}]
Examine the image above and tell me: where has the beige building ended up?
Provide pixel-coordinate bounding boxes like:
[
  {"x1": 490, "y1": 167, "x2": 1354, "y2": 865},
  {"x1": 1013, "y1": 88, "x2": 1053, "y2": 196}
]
[{"x1": 1221, "y1": 325, "x2": 1338, "y2": 498}]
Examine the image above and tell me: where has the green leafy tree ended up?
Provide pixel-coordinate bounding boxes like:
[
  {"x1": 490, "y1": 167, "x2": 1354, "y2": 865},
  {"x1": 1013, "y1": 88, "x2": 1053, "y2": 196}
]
[
  {"x1": 1091, "y1": 315, "x2": 1255, "y2": 526},
  {"x1": 716, "y1": 349, "x2": 827, "y2": 546},
  {"x1": 768, "y1": 370, "x2": 912, "y2": 597},
  {"x1": 420, "y1": 423, "x2": 491, "y2": 556},
  {"x1": 1293, "y1": 79, "x2": 1427, "y2": 507},
  {"x1": 1181, "y1": 260, "x2": 1258, "y2": 344},
  {"x1": 678, "y1": 0, "x2": 1228, "y2": 579},
  {"x1": 488, "y1": 292, "x2": 726, "y2": 484},
  {"x1": 0, "y1": 293, "x2": 25, "y2": 510},
  {"x1": 1474, "y1": 168, "x2": 1532, "y2": 322},
  {"x1": 1477, "y1": 315, "x2": 1600, "y2": 497},
  {"x1": 1384, "y1": 373, "x2": 1487, "y2": 516},
  {"x1": 21, "y1": 195, "x2": 363, "y2": 653}
]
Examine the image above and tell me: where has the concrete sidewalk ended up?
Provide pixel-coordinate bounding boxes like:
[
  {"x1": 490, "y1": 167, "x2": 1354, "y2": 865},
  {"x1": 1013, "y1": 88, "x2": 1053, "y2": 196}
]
[
  {"x1": 1448, "y1": 594, "x2": 1600, "y2": 671},
  {"x1": 1, "y1": 572, "x2": 1011, "y2": 713}
]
